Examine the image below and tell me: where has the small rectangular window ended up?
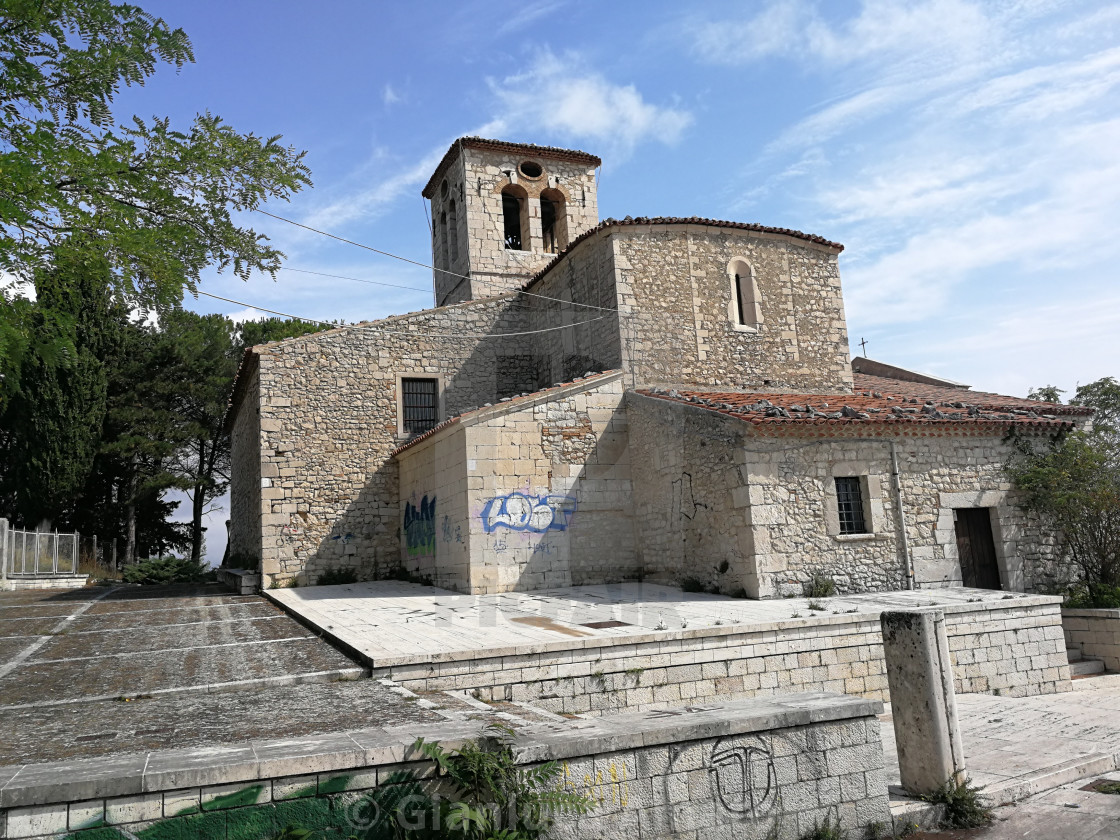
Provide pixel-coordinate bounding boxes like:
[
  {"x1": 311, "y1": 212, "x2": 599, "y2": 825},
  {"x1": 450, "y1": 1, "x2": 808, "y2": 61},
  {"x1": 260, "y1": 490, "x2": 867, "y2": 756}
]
[
  {"x1": 401, "y1": 378, "x2": 439, "y2": 433},
  {"x1": 835, "y1": 477, "x2": 868, "y2": 535}
]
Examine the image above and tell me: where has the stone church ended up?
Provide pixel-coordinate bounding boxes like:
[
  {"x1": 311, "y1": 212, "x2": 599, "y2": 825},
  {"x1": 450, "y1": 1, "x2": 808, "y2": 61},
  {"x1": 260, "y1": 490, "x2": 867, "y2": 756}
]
[{"x1": 227, "y1": 137, "x2": 1087, "y2": 596}]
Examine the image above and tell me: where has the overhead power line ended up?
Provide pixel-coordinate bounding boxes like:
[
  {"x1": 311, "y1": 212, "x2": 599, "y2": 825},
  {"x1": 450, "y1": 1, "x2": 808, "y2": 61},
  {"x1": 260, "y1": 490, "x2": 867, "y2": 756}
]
[
  {"x1": 195, "y1": 290, "x2": 616, "y2": 339},
  {"x1": 255, "y1": 208, "x2": 616, "y2": 312}
]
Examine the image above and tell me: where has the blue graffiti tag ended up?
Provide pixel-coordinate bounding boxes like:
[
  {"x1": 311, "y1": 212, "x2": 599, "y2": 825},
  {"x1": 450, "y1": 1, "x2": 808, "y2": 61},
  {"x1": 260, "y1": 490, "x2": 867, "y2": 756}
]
[
  {"x1": 480, "y1": 493, "x2": 577, "y2": 534},
  {"x1": 403, "y1": 495, "x2": 436, "y2": 556}
]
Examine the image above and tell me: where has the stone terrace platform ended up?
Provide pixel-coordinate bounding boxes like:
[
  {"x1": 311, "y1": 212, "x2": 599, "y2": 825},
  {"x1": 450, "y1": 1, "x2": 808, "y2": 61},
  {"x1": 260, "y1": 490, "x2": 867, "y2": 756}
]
[{"x1": 268, "y1": 582, "x2": 1071, "y2": 715}]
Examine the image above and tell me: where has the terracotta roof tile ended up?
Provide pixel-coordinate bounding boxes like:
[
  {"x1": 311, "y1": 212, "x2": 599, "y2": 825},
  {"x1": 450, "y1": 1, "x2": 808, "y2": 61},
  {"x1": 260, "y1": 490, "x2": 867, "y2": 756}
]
[
  {"x1": 638, "y1": 384, "x2": 1075, "y2": 435},
  {"x1": 853, "y1": 373, "x2": 1092, "y2": 416},
  {"x1": 392, "y1": 369, "x2": 621, "y2": 457},
  {"x1": 422, "y1": 137, "x2": 602, "y2": 198}
]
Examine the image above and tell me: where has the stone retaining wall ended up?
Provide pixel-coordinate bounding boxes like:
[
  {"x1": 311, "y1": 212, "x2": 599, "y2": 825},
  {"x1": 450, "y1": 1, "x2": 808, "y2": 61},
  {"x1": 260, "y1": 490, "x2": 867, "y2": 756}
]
[
  {"x1": 376, "y1": 598, "x2": 1070, "y2": 715},
  {"x1": 0, "y1": 694, "x2": 889, "y2": 840},
  {"x1": 1063, "y1": 608, "x2": 1120, "y2": 672}
]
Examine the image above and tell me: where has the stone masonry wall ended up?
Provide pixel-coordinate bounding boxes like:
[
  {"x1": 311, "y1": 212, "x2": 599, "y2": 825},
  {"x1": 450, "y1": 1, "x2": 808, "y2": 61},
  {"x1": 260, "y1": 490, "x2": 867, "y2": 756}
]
[
  {"x1": 6, "y1": 695, "x2": 890, "y2": 840},
  {"x1": 238, "y1": 296, "x2": 535, "y2": 588},
  {"x1": 395, "y1": 374, "x2": 635, "y2": 594},
  {"x1": 396, "y1": 428, "x2": 468, "y2": 590},
  {"x1": 379, "y1": 598, "x2": 1070, "y2": 714},
  {"x1": 466, "y1": 375, "x2": 635, "y2": 593},
  {"x1": 227, "y1": 362, "x2": 262, "y2": 565},
  {"x1": 611, "y1": 225, "x2": 853, "y2": 391},
  {"x1": 627, "y1": 393, "x2": 1064, "y2": 599}
]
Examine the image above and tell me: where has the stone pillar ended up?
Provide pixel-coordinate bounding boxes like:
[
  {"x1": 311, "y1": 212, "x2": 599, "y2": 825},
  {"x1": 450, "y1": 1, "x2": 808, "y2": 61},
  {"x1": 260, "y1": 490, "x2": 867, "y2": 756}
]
[{"x1": 881, "y1": 609, "x2": 966, "y2": 795}]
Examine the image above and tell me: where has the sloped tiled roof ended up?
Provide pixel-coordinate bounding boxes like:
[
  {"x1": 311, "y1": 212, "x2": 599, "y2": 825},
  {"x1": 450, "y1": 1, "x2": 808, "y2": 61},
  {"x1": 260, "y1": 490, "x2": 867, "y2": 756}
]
[
  {"x1": 853, "y1": 373, "x2": 1092, "y2": 417},
  {"x1": 638, "y1": 379, "x2": 1076, "y2": 435},
  {"x1": 392, "y1": 370, "x2": 622, "y2": 457},
  {"x1": 422, "y1": 137, "x2": 602, "y2": 198}
]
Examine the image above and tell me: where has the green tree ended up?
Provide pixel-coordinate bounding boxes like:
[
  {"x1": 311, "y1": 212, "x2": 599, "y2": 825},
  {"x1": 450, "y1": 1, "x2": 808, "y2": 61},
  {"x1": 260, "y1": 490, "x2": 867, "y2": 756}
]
[
  {"x1": 1009, "y1": 378, "x2": 1120, "y2": 605},
  {"x1": 1027, "y1": 385, "x2": 1064, "y2": 403},
  {"x1": 162, "y1": 309, "x2": 238, "y2": 563},
  {"x1": 0, "y1": 250, "x2": 117, "y2": 526},
  {"x1": 0, "y1": 0, "x2": 311, "y2": 394}
]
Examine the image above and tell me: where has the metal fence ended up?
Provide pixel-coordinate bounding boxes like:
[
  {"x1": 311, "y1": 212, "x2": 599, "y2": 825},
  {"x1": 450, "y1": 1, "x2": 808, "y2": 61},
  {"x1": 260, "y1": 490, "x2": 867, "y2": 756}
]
[{"x1": 0, "y1": 519, "x2": 80, "y2": 577}]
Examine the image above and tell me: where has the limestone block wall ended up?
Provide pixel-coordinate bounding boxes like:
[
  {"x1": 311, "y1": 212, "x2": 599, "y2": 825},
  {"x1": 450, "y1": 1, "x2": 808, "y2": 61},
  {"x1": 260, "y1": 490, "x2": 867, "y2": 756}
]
[
  {"x1": 1063, "y1": 608, "x2": 1120, "y2": 671},
  {"x1": 396, "y1": 429, "x2": 468, "y2": 590},
  {"x1": 233, "y1": 296, "x2": 536, "y2": 588},
  {"x1": 628, "y1": 393, "x2": 1064, "y2": 599},
  {"x1": 379, "y1": 598, "x2": 1070, "y2": 714},
  {"x1": 610, "y1": 224, "x2": 853, "y2": 392},
  {"x1": 227, "y1": 361, "x2": 262, "y2": 564},
  {"x1": 430, "y1": 146, "x2": 599, "y2": 305},
  {"x1": 395, "y1": 373, "x2": 635, "y2": 594},
  {"x1": 1, "y1": 695, "x2": 889, "y2": 840}
]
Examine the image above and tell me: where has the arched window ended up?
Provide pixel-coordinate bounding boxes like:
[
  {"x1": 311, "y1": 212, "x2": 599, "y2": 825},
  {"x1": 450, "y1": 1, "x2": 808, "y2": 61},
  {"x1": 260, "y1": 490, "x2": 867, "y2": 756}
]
[
  {"x1": 539, "y1": 188, "x2": 567, "y2": 254},
  {"x1": 501, "y1": 185, "x2": 528, "y2": 251},
  {"x1": 448, "y1": 199, "x2": 459, "y2": 265},
  {"x1": 728, "y1": 258, "x2": 762, "y2": 330}
]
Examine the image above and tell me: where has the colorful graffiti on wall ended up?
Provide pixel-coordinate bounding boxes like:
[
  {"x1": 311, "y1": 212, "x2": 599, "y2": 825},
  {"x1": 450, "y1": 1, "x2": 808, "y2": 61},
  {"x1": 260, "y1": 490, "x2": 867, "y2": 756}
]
[
  {"x1": 403, "y1": 495, "x2": 436, "y2": 557},
  {"x1": 480, "y1": 493, "x2": 578, "y2": 534}
]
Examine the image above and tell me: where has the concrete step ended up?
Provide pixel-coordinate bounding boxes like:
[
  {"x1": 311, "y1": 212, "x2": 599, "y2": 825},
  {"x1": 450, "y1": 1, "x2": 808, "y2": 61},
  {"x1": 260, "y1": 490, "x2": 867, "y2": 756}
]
[
  {"x1": 1067, "y1": 647, "x2": 1083, "y2": 663},
  {"x1": 1070, "y1": 658, "x2": 1105, "y2": 677}
]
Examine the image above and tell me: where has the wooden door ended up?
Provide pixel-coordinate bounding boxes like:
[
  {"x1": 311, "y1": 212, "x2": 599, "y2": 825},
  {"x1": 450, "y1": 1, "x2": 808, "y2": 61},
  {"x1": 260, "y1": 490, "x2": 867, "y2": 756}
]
[{"x1": 954, "y1": 508, "x2": 1002, "y2": 590}]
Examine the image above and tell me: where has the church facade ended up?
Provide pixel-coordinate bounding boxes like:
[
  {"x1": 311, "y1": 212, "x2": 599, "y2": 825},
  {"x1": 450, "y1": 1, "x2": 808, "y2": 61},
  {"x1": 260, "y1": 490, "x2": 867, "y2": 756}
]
[{"x1": 227, "y1": 137, "x2": 1086, "y2": 596}]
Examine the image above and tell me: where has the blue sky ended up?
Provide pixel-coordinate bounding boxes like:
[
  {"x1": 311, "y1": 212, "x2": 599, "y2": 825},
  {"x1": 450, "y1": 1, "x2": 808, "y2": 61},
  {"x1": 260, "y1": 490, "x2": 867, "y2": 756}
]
[{"x1": 105, "y1": 0, "x2": 1119, "y2": 560}]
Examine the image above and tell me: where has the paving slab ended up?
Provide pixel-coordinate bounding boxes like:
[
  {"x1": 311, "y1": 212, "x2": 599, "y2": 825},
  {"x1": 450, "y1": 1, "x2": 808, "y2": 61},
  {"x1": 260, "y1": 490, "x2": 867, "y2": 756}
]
[
  {"x1": 267, "y1": 580, "x2": 1056, "y2": 666},
  {"x1": 0, "y1": 672, "x2": 444, "y2": 765}
]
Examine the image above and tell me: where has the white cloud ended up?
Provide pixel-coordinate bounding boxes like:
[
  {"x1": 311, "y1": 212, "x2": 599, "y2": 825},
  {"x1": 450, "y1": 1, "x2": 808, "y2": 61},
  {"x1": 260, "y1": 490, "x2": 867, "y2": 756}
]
[
  {"x1": 226, "y1": 306, "x2": 269, "y2": 325},
  {"x1": 382, "y1": 83, "x2": 401, "y2": 106},
  {"x1": 484, "y1": 51, "x2": 693, "y2": 157}
]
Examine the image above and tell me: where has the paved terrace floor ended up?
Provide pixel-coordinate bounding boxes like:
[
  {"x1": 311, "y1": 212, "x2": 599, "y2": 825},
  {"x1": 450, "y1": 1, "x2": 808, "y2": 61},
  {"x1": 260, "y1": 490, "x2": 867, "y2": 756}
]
[
  {"x1": 0, "y1": 584, "x2": 446, "y2": 765},
  {"x1": 267, "y1": 580, "x2": 1050, "y2": 666}
]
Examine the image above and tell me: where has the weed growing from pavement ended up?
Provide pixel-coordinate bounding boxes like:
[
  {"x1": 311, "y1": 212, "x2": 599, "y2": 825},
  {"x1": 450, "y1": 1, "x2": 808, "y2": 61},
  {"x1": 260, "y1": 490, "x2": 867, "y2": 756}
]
[{"x1": 922, "y1": 775, "x2": 994, "y2": 830}]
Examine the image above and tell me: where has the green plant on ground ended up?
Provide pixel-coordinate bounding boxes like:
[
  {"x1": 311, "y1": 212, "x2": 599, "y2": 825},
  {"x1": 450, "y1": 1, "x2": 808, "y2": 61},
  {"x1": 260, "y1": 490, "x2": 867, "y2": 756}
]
[
  {"x1": 800, "y1": 812, "x2": 847, "y2": 840},
  {"x1": 121, "y1": 556, "x2": 206, "y2": 585},
  {"x1": 680, "y1": 576, "x2": 705, "y2": 593},
  {"x1": 386, "y1": 565, "x2": 435, "y2": 586},
  {"x1": 1064, "y1": 582, "x2": 1120, "y2": 609},
  {"x1": 274, "y1": 825, "x2": 312, "y2": 840},
  {"x1": 316, "y1": 568, "x2": 359, "y2": 586},
  {"x1": 410, "y1": 721, "x2": 595, "y2": 838},
  {"x1": 804, "y1": 572, "x2": 837, "y2": 598},
  {"x1": 922, "y1": 775, "x2": 994, "y2": 830},
  {"x1": 807, "y1": 599, "x2": 826, "y2": 611}
]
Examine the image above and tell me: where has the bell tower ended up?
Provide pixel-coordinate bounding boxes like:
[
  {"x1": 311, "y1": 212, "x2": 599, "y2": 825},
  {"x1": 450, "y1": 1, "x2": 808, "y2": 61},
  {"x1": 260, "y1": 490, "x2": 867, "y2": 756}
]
[{"x1": 422, "y1": 138, "x2": 600, "y2": 306}]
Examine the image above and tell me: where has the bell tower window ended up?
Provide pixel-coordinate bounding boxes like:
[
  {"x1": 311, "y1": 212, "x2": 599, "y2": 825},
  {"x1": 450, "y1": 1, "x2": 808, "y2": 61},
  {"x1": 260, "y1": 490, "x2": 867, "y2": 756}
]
[
  {"x1": 501, "y1": 185, "x2": 527, "y2": 251},
  {"x1": 448, "y1": 199, "x2": 459, "y2": 265},
  {"x1": 539, "y1": 189, "x2": 567, "y2": 254}
]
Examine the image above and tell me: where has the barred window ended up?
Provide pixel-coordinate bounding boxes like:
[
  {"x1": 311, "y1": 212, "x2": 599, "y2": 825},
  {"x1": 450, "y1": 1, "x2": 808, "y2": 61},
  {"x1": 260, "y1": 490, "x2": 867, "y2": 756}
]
[
  {"x1": 402, "y1": 378, "x2": 439, "y2": 433},
  {"x1": 835, "y1": 477, "x2": 868, "y2": 535}
]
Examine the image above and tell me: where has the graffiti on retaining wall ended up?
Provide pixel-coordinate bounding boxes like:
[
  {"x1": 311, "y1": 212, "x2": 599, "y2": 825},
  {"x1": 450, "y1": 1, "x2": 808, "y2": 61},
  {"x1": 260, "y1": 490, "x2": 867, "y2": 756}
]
[
  {"x1": 404, "y1": 495, "x2": 436, "y2": 556},
  {"x1": 708, "y1": 735, "x2": 779, "y2": 818},
  {"x1": 440, "y1": 515, "x2": 463, "y2": 545},
  {"x1": 672, "y1": 471, "x2": 708, "y2": 521},
  {"x1": 481, "y1": 493, "x2": 577, "y2": 533},
  {"x1": 561, "y1": 759, "x2": 630, "y2": 808}
]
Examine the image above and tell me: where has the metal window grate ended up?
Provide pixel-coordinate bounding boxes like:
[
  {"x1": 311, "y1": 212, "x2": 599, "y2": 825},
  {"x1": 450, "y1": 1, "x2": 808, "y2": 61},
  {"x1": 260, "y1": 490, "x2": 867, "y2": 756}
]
[
  {"x1": 402, "y1": 378, "x2": 439, "y2": 433},
  {"x1": 835, "y1": 476, "x2": 868, "y2": 535}
]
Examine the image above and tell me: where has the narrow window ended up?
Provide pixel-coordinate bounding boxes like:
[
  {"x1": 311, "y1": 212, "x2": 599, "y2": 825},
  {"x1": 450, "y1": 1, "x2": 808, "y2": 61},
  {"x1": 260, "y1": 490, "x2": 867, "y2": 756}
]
[
  {"x1": 734, "y1": 273, "x2": 748, "y2": 326},
  {"x1": 448, "y1": 199, "x2": 459, "y2": 265},
  {"x1": 728, "y1": 258, "x2": 762, "y2": 329},
  {"x1": 539, "y1": 188, "x2": 567, "y2": 253},
  {"x1": 402, "y1": 378, "x2": 439, "y2": 433},
  {"x1": 439, "y1": 211, "x2": 449, "y2": 270},
  {"x1": 835, "y1": 477, "x2": 868, "y2": 535},
  {"x1": 502, "y1": 187, "x2": 525, "y2": 250}
]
